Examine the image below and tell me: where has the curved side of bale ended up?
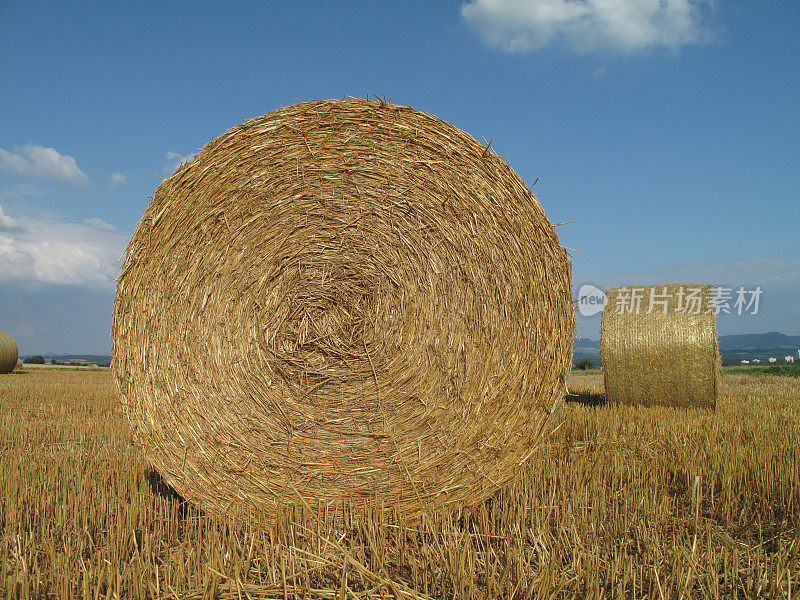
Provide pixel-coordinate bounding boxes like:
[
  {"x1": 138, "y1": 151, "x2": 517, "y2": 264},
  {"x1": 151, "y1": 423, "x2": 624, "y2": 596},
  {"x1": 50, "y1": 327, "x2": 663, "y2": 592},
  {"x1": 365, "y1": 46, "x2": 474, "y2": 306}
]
[
  {"x1": 600, "y1": 284, "x2": 720, "y2": 408},
  {"x1": 0, "y1": 331, "x2": 19, "y2": 374},
  {"x1": 112, "y1": 98, "x2": 574, "y2": 521}
]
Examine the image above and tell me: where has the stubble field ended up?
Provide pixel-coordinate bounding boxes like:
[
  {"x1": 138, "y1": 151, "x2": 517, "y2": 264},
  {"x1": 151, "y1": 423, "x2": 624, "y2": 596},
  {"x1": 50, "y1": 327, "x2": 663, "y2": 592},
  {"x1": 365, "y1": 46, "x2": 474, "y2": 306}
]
[{"x1": 0, "y1": 369, "x2": 797, "y2": 599}]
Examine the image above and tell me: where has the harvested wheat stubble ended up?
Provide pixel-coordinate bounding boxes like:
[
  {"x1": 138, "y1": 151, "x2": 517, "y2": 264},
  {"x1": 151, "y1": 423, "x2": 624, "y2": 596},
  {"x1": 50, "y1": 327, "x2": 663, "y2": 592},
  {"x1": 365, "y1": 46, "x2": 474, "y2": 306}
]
[
  {"x1": 0, "y1": 331, "x2": 18, "y2": 374},
  {"x1": 600, "y1": 284, "x2": 720, "y2": 408},
  {"x1": 112, "y1": 98, "x2": 574, "y2": 520}
]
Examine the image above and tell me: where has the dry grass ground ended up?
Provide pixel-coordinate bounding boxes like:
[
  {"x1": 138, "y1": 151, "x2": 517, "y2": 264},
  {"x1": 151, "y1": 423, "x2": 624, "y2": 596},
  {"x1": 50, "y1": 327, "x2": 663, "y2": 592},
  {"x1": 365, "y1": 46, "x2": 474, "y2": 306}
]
[{"x1": 0, "y1": 369, "x2": 797, "y2": 599}]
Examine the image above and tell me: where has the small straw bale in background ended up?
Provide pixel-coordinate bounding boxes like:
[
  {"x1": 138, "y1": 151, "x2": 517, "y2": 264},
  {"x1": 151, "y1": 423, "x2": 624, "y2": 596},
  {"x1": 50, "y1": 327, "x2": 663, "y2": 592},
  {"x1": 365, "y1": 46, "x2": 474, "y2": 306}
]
[
  {"x1": 0, "y1": 331, "x2": 18, "y2": 374},
  {"x1": 112, "y1": 98, "x2": 574, "y2": 521},
  {"x1": 600, "y1": 284, "x2": 720, "y2": 408}
]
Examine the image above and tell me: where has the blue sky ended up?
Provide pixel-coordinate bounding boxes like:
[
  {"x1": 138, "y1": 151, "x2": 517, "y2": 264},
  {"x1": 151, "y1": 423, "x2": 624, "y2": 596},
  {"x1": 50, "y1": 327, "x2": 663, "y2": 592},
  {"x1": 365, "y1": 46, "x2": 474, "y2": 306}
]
[{"x1": 0, "y1": 1, "x2": 798, "y2": 354}]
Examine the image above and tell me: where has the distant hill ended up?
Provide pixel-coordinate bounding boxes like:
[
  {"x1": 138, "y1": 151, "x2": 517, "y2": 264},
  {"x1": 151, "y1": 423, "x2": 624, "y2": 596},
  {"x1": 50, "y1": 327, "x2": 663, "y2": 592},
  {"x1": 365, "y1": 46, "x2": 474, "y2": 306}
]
[
  {"x1": 717, "y1": 332, "x2": 800, "y2": 364},
  {"x1": 574, "y1": 338, "x2": 600, "y2": 349},
  {"x1": 21, "y1": 354, "x2": 111, "y2": 366},
  {"x1": 718, "y1": 332, "x2": 800, "y2": 349}
]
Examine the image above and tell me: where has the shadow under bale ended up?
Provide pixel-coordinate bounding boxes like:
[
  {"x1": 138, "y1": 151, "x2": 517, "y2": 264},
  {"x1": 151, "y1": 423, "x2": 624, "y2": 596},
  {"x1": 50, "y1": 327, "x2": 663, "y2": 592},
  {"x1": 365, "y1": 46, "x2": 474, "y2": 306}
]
[
  {"x1": 566, "y1": 391, "x2": 607, "y2": 407},
  {"x1": 144, "y1": 468, "x2": 196, "y2": 517}
]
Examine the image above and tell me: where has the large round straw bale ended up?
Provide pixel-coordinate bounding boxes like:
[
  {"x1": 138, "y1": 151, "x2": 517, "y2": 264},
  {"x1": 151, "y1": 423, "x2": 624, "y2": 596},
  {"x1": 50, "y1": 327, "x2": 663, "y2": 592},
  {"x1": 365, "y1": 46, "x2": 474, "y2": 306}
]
[
  {"x1": 0, "y1": 331, "x2": 18, "y2": 374},
  {"x1": 600, "y1": 284, "x2": 720, "y2": 408},
  {"x1": 112, "y1": 98, "x2": 574, "y2": 519}
]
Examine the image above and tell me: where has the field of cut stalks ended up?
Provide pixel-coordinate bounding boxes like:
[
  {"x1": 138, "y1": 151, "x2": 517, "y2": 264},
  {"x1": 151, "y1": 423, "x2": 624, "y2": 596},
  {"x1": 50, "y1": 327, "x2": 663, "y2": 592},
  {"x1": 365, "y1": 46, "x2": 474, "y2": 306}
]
[{"x1": 0, "y1": 369, "x2": 797, "y2": 599}]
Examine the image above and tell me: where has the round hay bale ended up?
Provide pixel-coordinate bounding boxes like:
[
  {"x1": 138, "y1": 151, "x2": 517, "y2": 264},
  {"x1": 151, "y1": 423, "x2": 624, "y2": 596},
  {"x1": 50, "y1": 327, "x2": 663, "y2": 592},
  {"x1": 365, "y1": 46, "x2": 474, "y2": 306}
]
[
  {"x1": 600, "y1": 284, "x2": 720, "y2": 408},
  {"x1": 0, "y1": 331, "x2": 18, "y2": 374},
  {"x1": 112, "y1": 98, "x2": 574, "y2": 520}
]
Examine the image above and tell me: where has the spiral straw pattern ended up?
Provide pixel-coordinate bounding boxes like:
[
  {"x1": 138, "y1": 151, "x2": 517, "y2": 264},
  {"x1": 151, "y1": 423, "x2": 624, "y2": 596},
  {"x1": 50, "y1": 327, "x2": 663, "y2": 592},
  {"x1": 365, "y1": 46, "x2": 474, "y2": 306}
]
[{"x1": 112, "y1": 98, "x2": 574, "y2": 519}]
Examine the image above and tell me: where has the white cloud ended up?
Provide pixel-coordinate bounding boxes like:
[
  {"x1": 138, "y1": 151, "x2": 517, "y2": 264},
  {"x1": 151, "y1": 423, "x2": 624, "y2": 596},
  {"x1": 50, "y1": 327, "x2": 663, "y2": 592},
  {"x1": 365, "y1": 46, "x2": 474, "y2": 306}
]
[
  {"x1": 164, "y1": 151, "x2": 196, "y2": 174},
  {"x1": 576, "y1": 255, "x2": 800, "y2": 302},
  {"x1": 0, "y1": 184, "x2": 44, "y2": 201},
  {"x1": 109, "y1": 172, "x2": 127, "y2": 187},
  {"x1": 0, "y1": 203, "x2": 126, "y2": 287},
  {"x1": 0, "y1": 205, "x2": 21, "y2": 231},
  {"x1": 461, "y1": 0, "x2": 714, "y2": 54},
  {"x1": 574, "y1": 254, "x2": 800, "y2": 336},
  {"x1": 0, "y1": 144, "x2": 88, "y2": 183},
  {"x1": 82, "y1": 218, "x2": 115, "y2": 232}
]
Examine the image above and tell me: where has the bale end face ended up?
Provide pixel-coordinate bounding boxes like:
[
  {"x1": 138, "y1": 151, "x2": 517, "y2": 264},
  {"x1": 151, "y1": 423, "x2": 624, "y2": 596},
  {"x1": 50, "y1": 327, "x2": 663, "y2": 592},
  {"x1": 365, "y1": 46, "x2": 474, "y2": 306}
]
[{"x1": 112, "y1": 98, "x2": 574, "y2": 520}]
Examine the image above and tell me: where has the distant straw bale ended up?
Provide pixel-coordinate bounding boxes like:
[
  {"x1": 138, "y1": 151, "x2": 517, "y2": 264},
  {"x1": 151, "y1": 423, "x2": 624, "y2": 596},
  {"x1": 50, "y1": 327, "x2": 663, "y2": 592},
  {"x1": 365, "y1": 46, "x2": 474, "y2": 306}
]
[
  {"x1": 0, "y1": 332, "x2": 18, "y2": 375},
  {"x1": 600, "y1": 284, "x2": 720, "y2": 408},
  {"x1": 112, "y1": 98, "x2": 574, "y2": 520}
]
